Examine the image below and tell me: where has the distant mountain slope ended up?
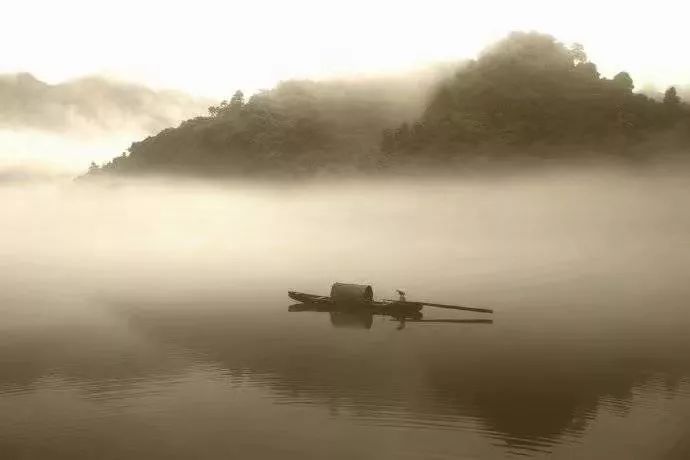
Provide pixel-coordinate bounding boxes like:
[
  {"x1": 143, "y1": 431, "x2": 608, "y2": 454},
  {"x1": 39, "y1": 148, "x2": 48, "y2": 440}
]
[{"x1": 0, "y1": 73, "x2": 210, "y2": 133}]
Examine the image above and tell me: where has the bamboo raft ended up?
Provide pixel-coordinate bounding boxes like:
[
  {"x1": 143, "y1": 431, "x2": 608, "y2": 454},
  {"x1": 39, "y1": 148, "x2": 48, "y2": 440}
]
[{"x1": 288, "y1": 283, "x2": 493, "y2": 317}]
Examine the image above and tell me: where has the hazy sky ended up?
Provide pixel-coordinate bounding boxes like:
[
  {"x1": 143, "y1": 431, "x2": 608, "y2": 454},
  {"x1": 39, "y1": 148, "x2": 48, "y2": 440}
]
[{"x1": 2, "y1": 0, "x2": 688, "y2": 97}]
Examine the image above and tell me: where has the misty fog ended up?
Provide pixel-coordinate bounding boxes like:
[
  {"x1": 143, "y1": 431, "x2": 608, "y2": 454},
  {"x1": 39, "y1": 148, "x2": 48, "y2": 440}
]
[
  {"x1": 0, "y1": 73, "x2": 211, "y2": 175},
  {"x1": 0, "y1": 73, "x2": 209, "y2": 133},
  {"x1": 2, "y1": 169, "x2": 689, "y2": 309},
  {"x1": 0, "y1": 67, "x2": 453, "y2": 178}
]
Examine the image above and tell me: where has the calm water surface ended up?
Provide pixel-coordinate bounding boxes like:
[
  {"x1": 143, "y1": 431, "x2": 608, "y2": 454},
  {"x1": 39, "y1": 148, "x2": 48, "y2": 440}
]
[{"x1": 1, "y1": 173, "x2": 689, "y2": 459}]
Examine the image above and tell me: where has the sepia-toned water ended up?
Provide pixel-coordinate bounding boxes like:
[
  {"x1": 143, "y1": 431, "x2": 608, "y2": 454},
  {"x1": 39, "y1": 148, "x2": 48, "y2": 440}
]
[{"x1": 1, "y1": 171, "x2": 690, "y2": 459}]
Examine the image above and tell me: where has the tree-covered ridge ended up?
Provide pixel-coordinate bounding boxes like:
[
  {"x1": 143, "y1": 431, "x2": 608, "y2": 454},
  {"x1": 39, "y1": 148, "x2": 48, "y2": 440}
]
[
  {"x1": 382, "y1": 32, "x2": 689, "y2": 159},
  {"x1": 90, "y1": 32, "x2": 689, "y2": 177},
  {"x1": 91, "y1": 75, "x2": 435, "y2": 176}
]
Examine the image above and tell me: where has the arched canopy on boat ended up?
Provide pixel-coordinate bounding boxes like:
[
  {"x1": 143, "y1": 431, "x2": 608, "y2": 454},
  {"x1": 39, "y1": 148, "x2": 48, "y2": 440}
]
[{"x1": 330, "y1": 283, "x2": 373, "y2": 303}]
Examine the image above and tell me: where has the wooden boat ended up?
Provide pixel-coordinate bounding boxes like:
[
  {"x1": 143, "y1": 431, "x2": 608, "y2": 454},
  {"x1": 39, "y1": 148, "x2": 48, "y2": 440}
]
[
  {"x1": 288, "y1": 283, "x2": 493, "y2": 317},
  {"x1": 288, "y1": 290, "x2": 424, "y2": 316},
  {"x1": 288, "y1": 291, "x2": 332, "y2": 305}
]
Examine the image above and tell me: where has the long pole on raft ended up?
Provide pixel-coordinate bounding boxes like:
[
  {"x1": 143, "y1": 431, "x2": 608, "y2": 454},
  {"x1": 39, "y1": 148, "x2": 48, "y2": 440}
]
[
  {"x1": 383, "y1": 300, "x2": 493, "y2": 314},
  {"x1": 420, "y1": 302, "x2": 493, "y2": 314},
  {"x1": 402, "y1": 319, "x2": 493, "y2": 324}
]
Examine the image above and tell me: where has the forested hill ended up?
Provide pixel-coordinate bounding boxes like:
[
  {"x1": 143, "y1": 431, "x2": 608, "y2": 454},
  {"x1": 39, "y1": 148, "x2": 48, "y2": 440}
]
[
  {"x1": 382, "y1": 32, "x2": 690, "y2": 161},
  {"x1": 86, "y1": 72, "x2": 442, "y2": 177},
  {"x1": 88, "y1": 32, "x2": 690, "y2": 178}
]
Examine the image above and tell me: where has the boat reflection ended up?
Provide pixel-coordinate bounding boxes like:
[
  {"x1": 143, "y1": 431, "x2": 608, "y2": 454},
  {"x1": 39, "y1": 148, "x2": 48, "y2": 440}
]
[
  {"x1": 288, "y1": 303, "x2": 493, "y2": 329},
  {"x1": 330, "y1": 310, "x2": 374, "y2": 329},
  {"x1": 288, "y1": 303, "x2": 380, "y2": 329}
]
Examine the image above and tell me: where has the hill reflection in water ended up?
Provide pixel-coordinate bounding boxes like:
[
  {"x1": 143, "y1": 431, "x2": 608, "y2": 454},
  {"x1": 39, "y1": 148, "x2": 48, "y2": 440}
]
[{"x1": 2, "y1": 292, "x2": 689, "y2": 458}]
